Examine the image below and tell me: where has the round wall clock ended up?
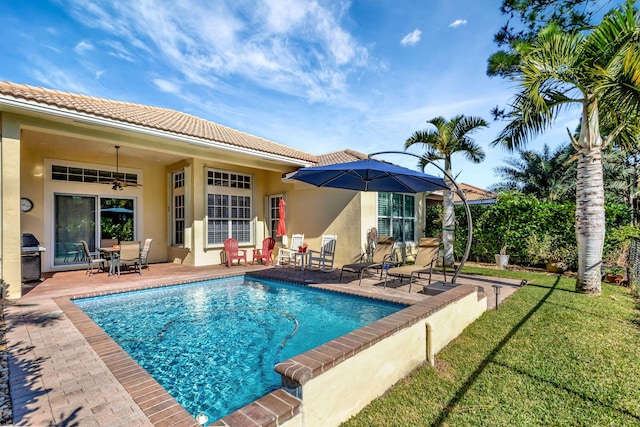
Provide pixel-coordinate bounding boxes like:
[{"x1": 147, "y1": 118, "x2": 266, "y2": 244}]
[{"x1": 20, "y1": 197, "x2": 34, "y2": 213}]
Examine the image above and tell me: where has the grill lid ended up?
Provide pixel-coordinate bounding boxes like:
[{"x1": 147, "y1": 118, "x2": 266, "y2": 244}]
[{"x1": 21, "y1": 233, "x2": 40, "y2": 247}]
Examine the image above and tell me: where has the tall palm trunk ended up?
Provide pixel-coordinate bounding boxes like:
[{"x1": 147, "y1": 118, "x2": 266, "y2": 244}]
[
  {"x1": 442, "y1": 159, "x2": 455, "y2": 266},
  {"x1": 575, "y1": 102, "x2": 605, "y2": 295}
]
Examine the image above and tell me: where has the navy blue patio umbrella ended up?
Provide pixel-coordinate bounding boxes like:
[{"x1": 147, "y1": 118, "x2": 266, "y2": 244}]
[
  {"x1": 289, "y1": 155, "x2": 472, "y2": 284},
  {"x1": 101, "y1": 207, "x2": 134, "y2": 214},
  {"x1": 289, "y1": 158, "x2": 449, "y2": 193}
]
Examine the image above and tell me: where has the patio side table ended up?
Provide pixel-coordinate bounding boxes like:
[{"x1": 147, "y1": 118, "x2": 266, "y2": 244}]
[{"x1": 292, "y1": 251, "x2": 310, "y2": 270}]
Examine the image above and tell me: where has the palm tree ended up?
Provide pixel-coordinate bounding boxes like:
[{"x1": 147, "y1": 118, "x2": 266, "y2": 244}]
[
  {"x1": 405, "y1": 115, "x2": 488, "y2": 266},
  {"x1": 492, "y1": 143, "x2": 576, "y2": 202},
  {"x1": 491, "y1": 2, "x2": 640, "y2": 294}
]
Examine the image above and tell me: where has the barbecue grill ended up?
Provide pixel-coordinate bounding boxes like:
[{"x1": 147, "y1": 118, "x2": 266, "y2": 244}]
[{"x1": 21, "y1": 233, "x2": 46, "y2": 282}]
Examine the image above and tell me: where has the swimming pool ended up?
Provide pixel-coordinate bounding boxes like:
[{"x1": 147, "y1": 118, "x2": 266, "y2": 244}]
[{"x1": 74, "y1": 276, "x2": 406, "y2": 422}]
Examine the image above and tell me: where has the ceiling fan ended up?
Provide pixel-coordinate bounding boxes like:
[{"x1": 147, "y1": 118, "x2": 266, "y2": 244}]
[{"x1": 101, "y1": 146, "x2": 142, "y2": 191}]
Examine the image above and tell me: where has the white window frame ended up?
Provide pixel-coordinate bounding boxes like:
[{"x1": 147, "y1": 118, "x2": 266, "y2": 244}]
[
  {"x1": 205, "y1": 168, "x2": 254, "y2": 247},
  {"x1": 267, "y1": 194, "x2": 285, "y2": 240},
  {"x1": 377, "y1": 192, "x2": 416, "y2": 242},
  {"x1": 171, "y1": 170, "x2": 185, "y2": 246}
]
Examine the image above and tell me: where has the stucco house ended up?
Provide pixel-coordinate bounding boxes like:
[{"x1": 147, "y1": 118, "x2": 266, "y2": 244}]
[{"x1": 0, "y1": 81, "x2": 444, "y2": 299}]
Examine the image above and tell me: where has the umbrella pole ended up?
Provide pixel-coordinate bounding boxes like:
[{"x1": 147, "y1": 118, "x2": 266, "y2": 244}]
[{"x1": 369, "y1": 151, "x2": 472, "y2": 284}]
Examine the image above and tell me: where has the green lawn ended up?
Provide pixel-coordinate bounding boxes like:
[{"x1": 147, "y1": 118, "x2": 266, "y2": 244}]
[{"x1": 342, "y1": 268, "x2": 640, "y2": 426}]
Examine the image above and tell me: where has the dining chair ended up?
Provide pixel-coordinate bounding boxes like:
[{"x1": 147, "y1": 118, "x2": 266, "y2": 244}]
[
  {"x1": 99, "y1": 239, "x2": 118, "y2": 264},
  {"x1": 80, "y1": 240, "x2": 107, "y2": 276},
  {"x1": 140, "y1": 238, "x2": 153, "y2": 269},
  {"x1": 115, "y1": 241, "x2": 142, "y2": 276}
]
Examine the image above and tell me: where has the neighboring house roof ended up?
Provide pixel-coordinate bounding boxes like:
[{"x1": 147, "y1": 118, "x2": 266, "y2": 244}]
[
  {"x1": 315, "y1": 149, "x2": 368, "y2": 165},
  {"x1": 0, "y1": 81, "x2": 316, "y2": 164},
  {"x1": 454, "y1": 183, "x2": 497, "y2": 204}
]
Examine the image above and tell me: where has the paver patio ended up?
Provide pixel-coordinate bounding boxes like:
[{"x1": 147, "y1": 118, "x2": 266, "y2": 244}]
[{"x1": 4, "y1": 262, "x2": 522, "y2": 426}]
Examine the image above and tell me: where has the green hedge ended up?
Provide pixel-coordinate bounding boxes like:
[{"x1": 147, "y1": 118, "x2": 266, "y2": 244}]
[{"x1": 425, "y1": 191, "x2": 636, "y2": 270}]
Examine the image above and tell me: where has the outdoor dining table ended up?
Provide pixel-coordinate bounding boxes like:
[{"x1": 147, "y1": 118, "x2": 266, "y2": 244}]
[{"x1": 99, "y1": 246, "x2": 120, "y2": 276}]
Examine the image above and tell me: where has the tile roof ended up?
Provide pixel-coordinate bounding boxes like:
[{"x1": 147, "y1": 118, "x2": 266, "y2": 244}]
[
  {"x1": 0, "y1": 81, "x2": 316, "y2": 163},
  {"x1": 454, "y1": 182, "x2": 497, "y2": 203},
  {"x1": 0, "y1": 82, "x2": 492, "y2": 196},
  {"x1": 315, "y1": 149, "x2": 368, "y2": 165}
]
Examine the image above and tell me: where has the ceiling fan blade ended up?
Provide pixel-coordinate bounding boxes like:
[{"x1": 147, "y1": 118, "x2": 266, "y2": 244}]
[{"x1": 101, "y1": 146, "x2": 142, "y2": 190}]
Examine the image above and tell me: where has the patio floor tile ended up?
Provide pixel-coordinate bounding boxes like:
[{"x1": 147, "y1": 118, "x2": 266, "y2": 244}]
[{"x1": 5, "y1": 261, "x2": 522, "y2": 426}]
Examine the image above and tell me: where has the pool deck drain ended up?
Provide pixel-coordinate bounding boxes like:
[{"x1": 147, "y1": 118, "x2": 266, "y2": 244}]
[{"x1": 4, "y1": 262, "x2": 522, "y2": 426}]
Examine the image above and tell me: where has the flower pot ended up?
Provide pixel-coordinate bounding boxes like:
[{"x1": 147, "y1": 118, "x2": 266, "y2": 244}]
[
  {"x1": 495, "y1": 254, "x2": 509, "y2": 268},
  {"x1": 546, "y1": 261, "x2": 567, "y2": 274},
  {"x1": 604, "y1": 273, "x2": 625, "y2": 284}
]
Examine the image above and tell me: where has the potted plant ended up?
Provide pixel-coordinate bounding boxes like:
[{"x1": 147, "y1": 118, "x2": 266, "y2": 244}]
[
  {"x1": 298, "y1": 242, "x2": 308, "y2": 253},
  {"x1": 604, "y1": 266, "x2": 626, "y2": 284},
  {"x1": 524, "y1": 234, "x2": 569, "y2": 273},
  {"x1": 495, "y1": 244, "x2": 509, "y2": 268}
]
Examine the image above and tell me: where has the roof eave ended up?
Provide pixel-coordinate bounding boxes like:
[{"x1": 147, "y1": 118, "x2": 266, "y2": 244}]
[{"x1": 0, "y1": 95, "x2": 314, "y2": 168}]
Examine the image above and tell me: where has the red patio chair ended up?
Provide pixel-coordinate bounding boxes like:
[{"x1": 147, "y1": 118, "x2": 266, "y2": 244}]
[
  {"x1": 252, "y1": 237, "x2": 276, "y2": 266},
  {"x1": 224, "y1": 238, "x2": 247, "y2": 267}
]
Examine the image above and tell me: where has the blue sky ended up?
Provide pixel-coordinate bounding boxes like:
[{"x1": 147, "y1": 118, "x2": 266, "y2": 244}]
[{"x1": 0, "y1": 0, "x2": 588, "y2": 188}]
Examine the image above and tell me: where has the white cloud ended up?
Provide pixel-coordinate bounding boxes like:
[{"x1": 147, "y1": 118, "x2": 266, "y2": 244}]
[
  {"x1": 400, "y1": 29, "x2": 422, "y2": 47},
  {"x1": 153, "y1": 78, "x2": 181, "y2": 95},
  {"x1": 28, "y1": 60, "x2": 91, "y2": 95},
  {"x1": 74, "y1": 40, "x2": 94, "y2": 54},
  {"x1": 62, "y1": 0, "x2": 371, "y2": 104},
  {"x1": 103, "y1": 40, "x2": 135, "y2": 62},
  {"x1": 449, "y1": 19, "x2": 467, "y2": 28}
]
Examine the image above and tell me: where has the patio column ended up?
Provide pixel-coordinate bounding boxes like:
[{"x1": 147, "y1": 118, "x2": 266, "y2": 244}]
[{"x1": 1, "y1": 114, "x2": 23, "y2": 299}]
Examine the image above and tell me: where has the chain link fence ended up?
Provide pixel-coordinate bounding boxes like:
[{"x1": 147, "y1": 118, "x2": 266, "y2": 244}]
[{"x1": 627, "y1": 237, "x2": 640, "y2": 296}]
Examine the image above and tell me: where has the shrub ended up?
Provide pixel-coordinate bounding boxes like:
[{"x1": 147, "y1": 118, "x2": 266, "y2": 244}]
[
  {"x1": 603, "y1": 224, "x2": 640, "y2": 267},
  {"x1": 437, "y1": 193, "x2": 632, "y2": 271}
]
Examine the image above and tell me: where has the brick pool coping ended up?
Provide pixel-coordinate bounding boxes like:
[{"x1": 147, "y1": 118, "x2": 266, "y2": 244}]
[{"x1": 52, "y1": 271, "x2": 477, "y2": 426}]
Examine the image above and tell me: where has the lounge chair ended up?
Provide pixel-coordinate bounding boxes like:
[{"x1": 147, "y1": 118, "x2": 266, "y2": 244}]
[
  {"x1": 276, "y1": 234, "x2": 304, "y2": 267},
  {"x1": 80, "y1": 240, "x2": 107, "y2": 275},
  {"x1": 224, "y1": 238, "x2": 247, "y2": 267},
  {"x1": 384, "y1": 238, "x2": 441, "y2": 292},
  {"x1": 308, "y1": 234, "x2": 338, "y2": 272},
  {"x1": 340, "y1": 236, "x2": 396, "y2": 285},
  {"x1": 252, "y1": 237, "x2": 276, "y2": 265}
]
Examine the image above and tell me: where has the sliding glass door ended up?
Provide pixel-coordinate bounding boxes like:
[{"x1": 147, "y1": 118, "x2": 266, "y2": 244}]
[
  {"x1": 54, "y1": 195, "x2": 136, "y2": 266},
  {"x1": 54, "y1": 194, "x2": 96, "y2": 266}
]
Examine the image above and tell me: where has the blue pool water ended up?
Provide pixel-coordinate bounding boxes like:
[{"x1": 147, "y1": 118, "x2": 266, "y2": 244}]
[{"x1": 74, "y1": 276, "x2": 406, "y2": 422}]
